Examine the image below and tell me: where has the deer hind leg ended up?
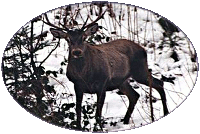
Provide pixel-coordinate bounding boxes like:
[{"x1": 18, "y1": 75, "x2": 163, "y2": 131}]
[
  {"x1": 133, "y1": 70, "x2": 169, "y2": 116},
  {"x1": 131, "y1": 57, "x2": 169, "y2": 116},
  {"x1": 151, "y1": 77, "x2": 169, "y2": 115},
  {"x1": 119, "y1": 80, "x2": 140, "y2": 124}
]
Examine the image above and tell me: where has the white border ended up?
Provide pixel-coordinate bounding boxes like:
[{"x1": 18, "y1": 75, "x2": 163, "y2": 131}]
[{"x1": 0, "y1": 0, "x2": 199, "y2": 134}]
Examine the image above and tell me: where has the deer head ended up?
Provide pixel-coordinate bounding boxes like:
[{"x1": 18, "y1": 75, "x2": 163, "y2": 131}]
[
  {"x1": 50, "y1": 23, "x2": 98, "y2": 59},
  {"x1": 44, "y1": 7, "x2": 106, "y2": 59}
]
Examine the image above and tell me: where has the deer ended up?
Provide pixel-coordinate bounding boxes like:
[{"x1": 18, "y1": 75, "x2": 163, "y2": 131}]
[{"x1": 44, "y1": 7, "x2": 169, "y2": 130}]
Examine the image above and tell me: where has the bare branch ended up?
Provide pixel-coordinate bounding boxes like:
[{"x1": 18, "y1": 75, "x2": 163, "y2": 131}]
[{"x1": 39, "y1": 39, "x2": 60, "y2": 67}]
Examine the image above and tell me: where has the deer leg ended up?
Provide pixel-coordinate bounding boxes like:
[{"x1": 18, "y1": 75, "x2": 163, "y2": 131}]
[
  {"x1": 74, "y1": 87, "x2": 83, "y2": 130},
  {"x1": 96, "y1": 91, "x2": 106, "y2": 128},
  {"x1": 119, "y1": 80, "x2": 140, "y2": 124},
  {"x1": 151, "y1": 77, "x2": 169, "y2": 115},
  {"x1": 132, "y1": 58, "x2": 169, "y2": 116},
  {"x1": 135, "y1": 75, "x2": 169, "y2": 116}
]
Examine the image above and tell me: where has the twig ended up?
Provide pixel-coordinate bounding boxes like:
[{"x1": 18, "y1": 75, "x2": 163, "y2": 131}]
[
  {"x1": 148, "y1": 70, "x2": 154, "y2": 122},
  {"x1": 143, "y1": 11, "x2": 149, "y2": 44},
  {"x1": 150, "y1": 13, "x2": 156, "y2": 61},
  {"x1": 48, "y1": 75, "x2": 65, "y2": 88},
  {"x1": 30, "y1": 21, "x2": 39, "y2": 79},
  {"x1": 39, "y1": 39, "x2": 60, "y2": 67}
]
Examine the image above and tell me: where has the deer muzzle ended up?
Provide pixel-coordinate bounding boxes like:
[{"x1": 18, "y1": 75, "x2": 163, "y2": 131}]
[{"x1": 71, "y1": 49, "x2": 83, "y2": 58}]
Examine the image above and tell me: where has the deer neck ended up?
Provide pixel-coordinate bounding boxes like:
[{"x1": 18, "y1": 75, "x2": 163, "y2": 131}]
[{"x1": 68, "y1": 44, "x2": 91, "y2": 74}]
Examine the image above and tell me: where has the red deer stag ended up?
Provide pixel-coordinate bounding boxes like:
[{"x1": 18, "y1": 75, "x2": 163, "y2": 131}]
[{"x1": 44, "y1": 9, "x2": 169, "y2": 129}]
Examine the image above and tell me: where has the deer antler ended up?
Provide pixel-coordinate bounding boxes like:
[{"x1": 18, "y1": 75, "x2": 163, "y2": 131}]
[
  {"x1": 43, "y1": 6, "x2": 107, "y2": 32},
  {"x1": 43, "y1": 13, "x2": 69, "y2": 32},
  {"x1": 80, "y1": 15, "x2": 89, "y2": 31},
  {"x1": 81, "y1": 7, "x2": 107, "y2": 30}
]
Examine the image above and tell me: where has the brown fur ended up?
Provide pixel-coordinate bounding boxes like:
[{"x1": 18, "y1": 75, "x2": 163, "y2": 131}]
[{"x1": 50, "y1": 28, "x2": 169, "y2": 130}]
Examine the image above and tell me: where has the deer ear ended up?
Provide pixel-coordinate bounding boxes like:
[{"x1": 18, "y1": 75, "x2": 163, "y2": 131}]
[
  {"x1": 50, "y1": 28, "x2": 68, "y2": 38},
  {"x1": 84, "y1": 23, "x2": 98, "y2": 36}
]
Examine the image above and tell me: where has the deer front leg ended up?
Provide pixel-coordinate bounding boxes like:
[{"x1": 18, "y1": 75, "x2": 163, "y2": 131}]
[
  {"x1": 96, "y1": 91, "x2": 106, "y2": 129},
  {"x1": 75, "y1": 87, "x2": 83, "y2": 130}
]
